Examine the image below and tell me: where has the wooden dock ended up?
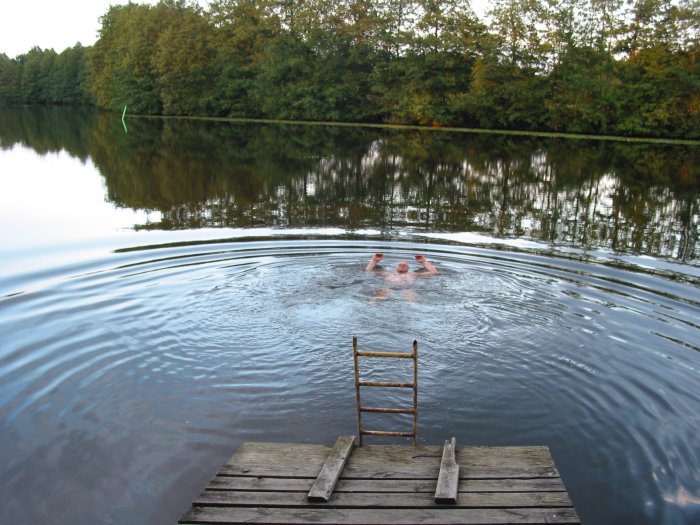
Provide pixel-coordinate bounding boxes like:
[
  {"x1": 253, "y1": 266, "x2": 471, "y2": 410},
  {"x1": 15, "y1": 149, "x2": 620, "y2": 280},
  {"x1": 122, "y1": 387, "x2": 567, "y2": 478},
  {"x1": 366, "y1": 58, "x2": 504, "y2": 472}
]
[{"x1": 178, "y1": 439, "x2": 581, "y2": 524}]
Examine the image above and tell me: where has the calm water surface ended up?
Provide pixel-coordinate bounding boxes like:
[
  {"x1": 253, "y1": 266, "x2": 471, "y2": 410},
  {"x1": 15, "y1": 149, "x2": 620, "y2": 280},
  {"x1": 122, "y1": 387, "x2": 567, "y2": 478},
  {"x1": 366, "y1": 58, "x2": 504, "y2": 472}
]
[{"x1": 1, "y1": 108, "x2": 699, "y2": 525}]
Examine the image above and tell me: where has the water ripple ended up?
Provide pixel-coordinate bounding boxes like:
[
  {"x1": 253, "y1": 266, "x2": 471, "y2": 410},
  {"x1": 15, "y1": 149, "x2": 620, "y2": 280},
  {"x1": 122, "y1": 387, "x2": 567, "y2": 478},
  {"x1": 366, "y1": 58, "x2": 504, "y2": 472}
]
[{"x1": 0, "y1": 239, "x2": 699, "y2": 525}]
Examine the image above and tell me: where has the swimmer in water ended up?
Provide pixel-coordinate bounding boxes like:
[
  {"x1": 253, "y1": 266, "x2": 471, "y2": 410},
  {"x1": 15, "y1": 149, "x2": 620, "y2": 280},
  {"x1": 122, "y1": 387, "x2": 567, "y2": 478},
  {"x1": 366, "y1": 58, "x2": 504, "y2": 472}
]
[
  {"x1": 364, "y1": 253, "x2": 437, "y2": 302},
  {"x1": 365, "y1": 253, "x2": 438, "y2": 276}
]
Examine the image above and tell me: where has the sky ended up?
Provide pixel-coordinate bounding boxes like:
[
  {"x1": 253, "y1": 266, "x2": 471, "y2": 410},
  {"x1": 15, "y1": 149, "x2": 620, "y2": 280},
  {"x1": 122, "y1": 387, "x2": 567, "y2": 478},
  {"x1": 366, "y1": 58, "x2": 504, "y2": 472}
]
[
  {"x1": 0, "y1": 1, "x2": 161, "y2": 58},
  {"x1": 0, "y1": 0, "x2": 490, "y2": 59}
]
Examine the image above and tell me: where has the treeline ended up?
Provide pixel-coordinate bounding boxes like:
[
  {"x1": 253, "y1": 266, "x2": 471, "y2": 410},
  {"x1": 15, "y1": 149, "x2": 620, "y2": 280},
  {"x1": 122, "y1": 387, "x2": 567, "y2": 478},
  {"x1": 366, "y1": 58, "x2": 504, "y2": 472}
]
[
  {"x1": 1, "y1": 0, "x2": 699, "y2": 138},
  {"x1": 0, "y1": 45, "x2": 90, "y2": 106}
]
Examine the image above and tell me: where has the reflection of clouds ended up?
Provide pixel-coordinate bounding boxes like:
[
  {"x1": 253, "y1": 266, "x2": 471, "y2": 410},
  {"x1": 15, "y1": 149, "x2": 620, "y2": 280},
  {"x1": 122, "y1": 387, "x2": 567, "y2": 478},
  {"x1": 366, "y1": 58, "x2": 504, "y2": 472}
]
[
  {"x1": 423, "y1": 231, "x2": 547, "y2": 250},
  {"x1": 305, "y1": 180, "x2": 316, "y2": 197},
  {"x1": 662, "y1": 486, "x2": 700, "y2": 507},
  {"x1": 0, "y1": 146, "x2": 156, "y2": 250}
]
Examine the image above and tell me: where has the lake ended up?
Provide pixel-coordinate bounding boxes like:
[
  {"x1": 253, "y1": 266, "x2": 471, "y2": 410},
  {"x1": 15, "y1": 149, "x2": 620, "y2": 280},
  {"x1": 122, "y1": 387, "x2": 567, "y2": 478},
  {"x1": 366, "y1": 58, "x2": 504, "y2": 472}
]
[{"x1": 0, "y1": 107, "x2": 699, "y2": 524}]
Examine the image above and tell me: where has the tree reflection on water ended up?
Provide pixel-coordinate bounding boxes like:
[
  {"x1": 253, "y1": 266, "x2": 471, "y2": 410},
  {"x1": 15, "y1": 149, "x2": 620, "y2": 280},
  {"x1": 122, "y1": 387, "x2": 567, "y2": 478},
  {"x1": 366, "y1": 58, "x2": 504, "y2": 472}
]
[{"x1": 1, "y1": 107, "x2": 697, "y2": 262}]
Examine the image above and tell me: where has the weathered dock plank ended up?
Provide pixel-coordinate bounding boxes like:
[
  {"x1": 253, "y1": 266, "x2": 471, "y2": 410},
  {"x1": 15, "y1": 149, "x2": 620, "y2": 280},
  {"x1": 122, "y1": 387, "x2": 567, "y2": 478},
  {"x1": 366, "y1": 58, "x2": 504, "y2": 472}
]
[
  {"x1": 221, "y1": 444, "x2": 559, "y2": 479},
  {"x1": 207, "y1": 476, "x2": 568, "y2": 493},
  {"x1": 307, "y1": 436, "x2": 355, "y2": 502},
  {"x1": 180, "y1": 506, "x2": 581, "y2": 524},
  {"x1": 194, "y1": 490, "x2": 573, "y2": 508},
  {"x1": 435, "y1": 437, "x2": 459, "y2": 504},
  {"x1": 179, "y1": 441, "x2": 580, "y2": 525}
]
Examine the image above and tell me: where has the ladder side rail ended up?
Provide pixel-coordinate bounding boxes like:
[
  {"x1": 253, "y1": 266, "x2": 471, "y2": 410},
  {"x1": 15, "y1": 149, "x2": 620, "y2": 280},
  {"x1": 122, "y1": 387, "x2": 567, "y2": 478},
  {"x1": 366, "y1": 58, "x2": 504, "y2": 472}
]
[
  {"x1": 352, "y1": 336, "x2": 364, "y2": 446},
  {"x1": 413, "y1": 339, "x2": 418, "y2": 446}
]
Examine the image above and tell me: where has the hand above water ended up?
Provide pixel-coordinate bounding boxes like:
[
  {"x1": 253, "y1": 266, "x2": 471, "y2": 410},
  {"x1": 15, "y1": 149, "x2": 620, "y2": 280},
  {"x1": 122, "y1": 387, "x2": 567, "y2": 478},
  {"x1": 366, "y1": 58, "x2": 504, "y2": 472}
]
[
  {"x1": 365, "y1": 253, "x2": 384, "y2": 271},
  {"x1": 415, "y1": 254, "x2": 438, "y2": 274}
]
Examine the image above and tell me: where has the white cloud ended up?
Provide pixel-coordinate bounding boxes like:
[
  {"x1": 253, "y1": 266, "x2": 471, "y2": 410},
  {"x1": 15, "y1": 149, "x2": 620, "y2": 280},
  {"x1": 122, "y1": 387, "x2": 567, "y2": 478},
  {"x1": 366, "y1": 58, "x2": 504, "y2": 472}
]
[{"x1": 0, "y1": 1, "x2": 160, "y2": 58}]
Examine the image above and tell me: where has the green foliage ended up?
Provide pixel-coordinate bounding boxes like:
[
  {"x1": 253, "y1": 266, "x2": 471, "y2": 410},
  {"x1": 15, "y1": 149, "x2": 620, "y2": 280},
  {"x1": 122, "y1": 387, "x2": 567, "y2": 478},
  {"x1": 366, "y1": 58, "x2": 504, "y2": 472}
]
[
  {"x1": 0, "y1": 53, "x2": 19, "y2": 105},
  {"x1": 0, "y1": 46, "x2": 91, "y2": 106},
  {"x1": 87, "y1": 3, "x2": 164, "y2": 112},
  {"x1": 2, "y1": 0, "x2": 699, "y2": 138},
  {"x1": 546, "y1": 46, "x2": 621, "y2": 134},
  {"x1": 51, "y1": 45, "x2": 92, "y2": 105},
  {"x1": 153, "y1": 3, "x2": 216, "y2": 115},
  {"x1": 615, "y1": 45, "x2": 700, "y2": 138},
  {"x1": 206, "y1": 0, "x2": 280, "y2": 117}
]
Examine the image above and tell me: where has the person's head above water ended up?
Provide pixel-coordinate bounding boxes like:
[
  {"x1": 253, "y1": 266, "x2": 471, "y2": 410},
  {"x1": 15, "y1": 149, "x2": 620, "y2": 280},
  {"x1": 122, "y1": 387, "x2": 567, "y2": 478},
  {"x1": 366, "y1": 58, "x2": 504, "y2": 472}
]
[{"x1": 396, "y1": 261, "x2": 410, "y2": 273}]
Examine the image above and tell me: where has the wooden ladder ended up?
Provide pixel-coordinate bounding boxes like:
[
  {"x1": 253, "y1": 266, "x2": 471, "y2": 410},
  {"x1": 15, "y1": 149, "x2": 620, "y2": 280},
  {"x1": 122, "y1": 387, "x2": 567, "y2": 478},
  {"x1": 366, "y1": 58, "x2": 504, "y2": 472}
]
[{"x1": 352, "y1": 336, "x2": 418, "y2": 446}]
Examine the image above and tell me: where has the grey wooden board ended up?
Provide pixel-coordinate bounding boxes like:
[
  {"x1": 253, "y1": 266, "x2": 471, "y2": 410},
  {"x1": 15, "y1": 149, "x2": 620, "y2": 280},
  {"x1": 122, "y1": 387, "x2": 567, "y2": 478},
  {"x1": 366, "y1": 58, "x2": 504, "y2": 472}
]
[
  {"x1": 207, "y1": 476, "x2": 569, "y2": 493},
  {"x1": 226, "y1": 443, "x2": 557, "y2": 469},
  {"x1": 218, "y1": 464, "x2": 559, "y2": 480},
  {"x1": 308, "y1": 436, "x2": 355, "y2": 502},
  {"x1": 221, "y1": 444, "x2": 559, "y2": 479},
  {"x1": 194, "y1": 489, "x2": 573, "y2": 508},
  {"x1": 435, "y1": 438, "x2": 459, "y2": 504},
  {"x1": 179, "y1": 442, "x2": 580, "y2": 524},
  {"x1": 180, "y1": 506, "x2": 581, "y2": 524}
]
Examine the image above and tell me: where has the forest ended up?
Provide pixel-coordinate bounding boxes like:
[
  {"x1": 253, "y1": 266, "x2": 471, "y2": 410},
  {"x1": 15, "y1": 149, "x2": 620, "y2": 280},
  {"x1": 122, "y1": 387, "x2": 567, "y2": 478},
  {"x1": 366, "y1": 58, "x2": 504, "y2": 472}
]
[{"x1": 0, "y1": 0, "x2": 698, "y2": 139}]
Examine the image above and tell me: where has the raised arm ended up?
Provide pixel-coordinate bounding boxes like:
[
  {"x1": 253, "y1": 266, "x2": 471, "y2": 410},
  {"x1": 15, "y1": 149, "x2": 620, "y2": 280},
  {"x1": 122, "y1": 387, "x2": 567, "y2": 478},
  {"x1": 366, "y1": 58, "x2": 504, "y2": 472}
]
[
  {"x1": 365, "y1": 253, "x2": 384, "y2": 271},
  {"x1": 415, "y1": 255, "x2": 438, "y2": 274}
]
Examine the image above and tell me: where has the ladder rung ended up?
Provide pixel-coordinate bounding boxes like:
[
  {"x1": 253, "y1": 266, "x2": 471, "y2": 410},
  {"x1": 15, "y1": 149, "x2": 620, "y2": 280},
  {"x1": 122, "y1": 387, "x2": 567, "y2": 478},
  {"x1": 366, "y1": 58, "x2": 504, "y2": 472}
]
[
  {"x1": 360, "y1": 407, "x2": 415, "y2": 414},
  {"x1": 362, "y1": 430, "x2": 415, "y2": 437},
  {"x1": 356, "y1": 351, "x2": 415, "y2": 358},
  {"x1": 358, "y1": 381, "x2": 414, "y2": 388}
]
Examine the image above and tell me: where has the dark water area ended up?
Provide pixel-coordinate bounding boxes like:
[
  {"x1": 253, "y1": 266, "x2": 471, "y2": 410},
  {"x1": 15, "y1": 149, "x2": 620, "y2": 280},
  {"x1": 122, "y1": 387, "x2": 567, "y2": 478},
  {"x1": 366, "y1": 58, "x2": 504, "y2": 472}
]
[{"x1": 1, "y1": 108, "x2": 699, "y2": 525}]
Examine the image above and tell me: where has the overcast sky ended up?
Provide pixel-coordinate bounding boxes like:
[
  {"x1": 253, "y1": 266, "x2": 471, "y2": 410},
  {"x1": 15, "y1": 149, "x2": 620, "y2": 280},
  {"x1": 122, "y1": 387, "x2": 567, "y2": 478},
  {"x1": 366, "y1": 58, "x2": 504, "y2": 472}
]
[
  {"x1": 0, "y1": 0, "x2": 490, "y2": 59},
  {"x1": 1, "y1": 1, "x2": 164, "y2": 58}
]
